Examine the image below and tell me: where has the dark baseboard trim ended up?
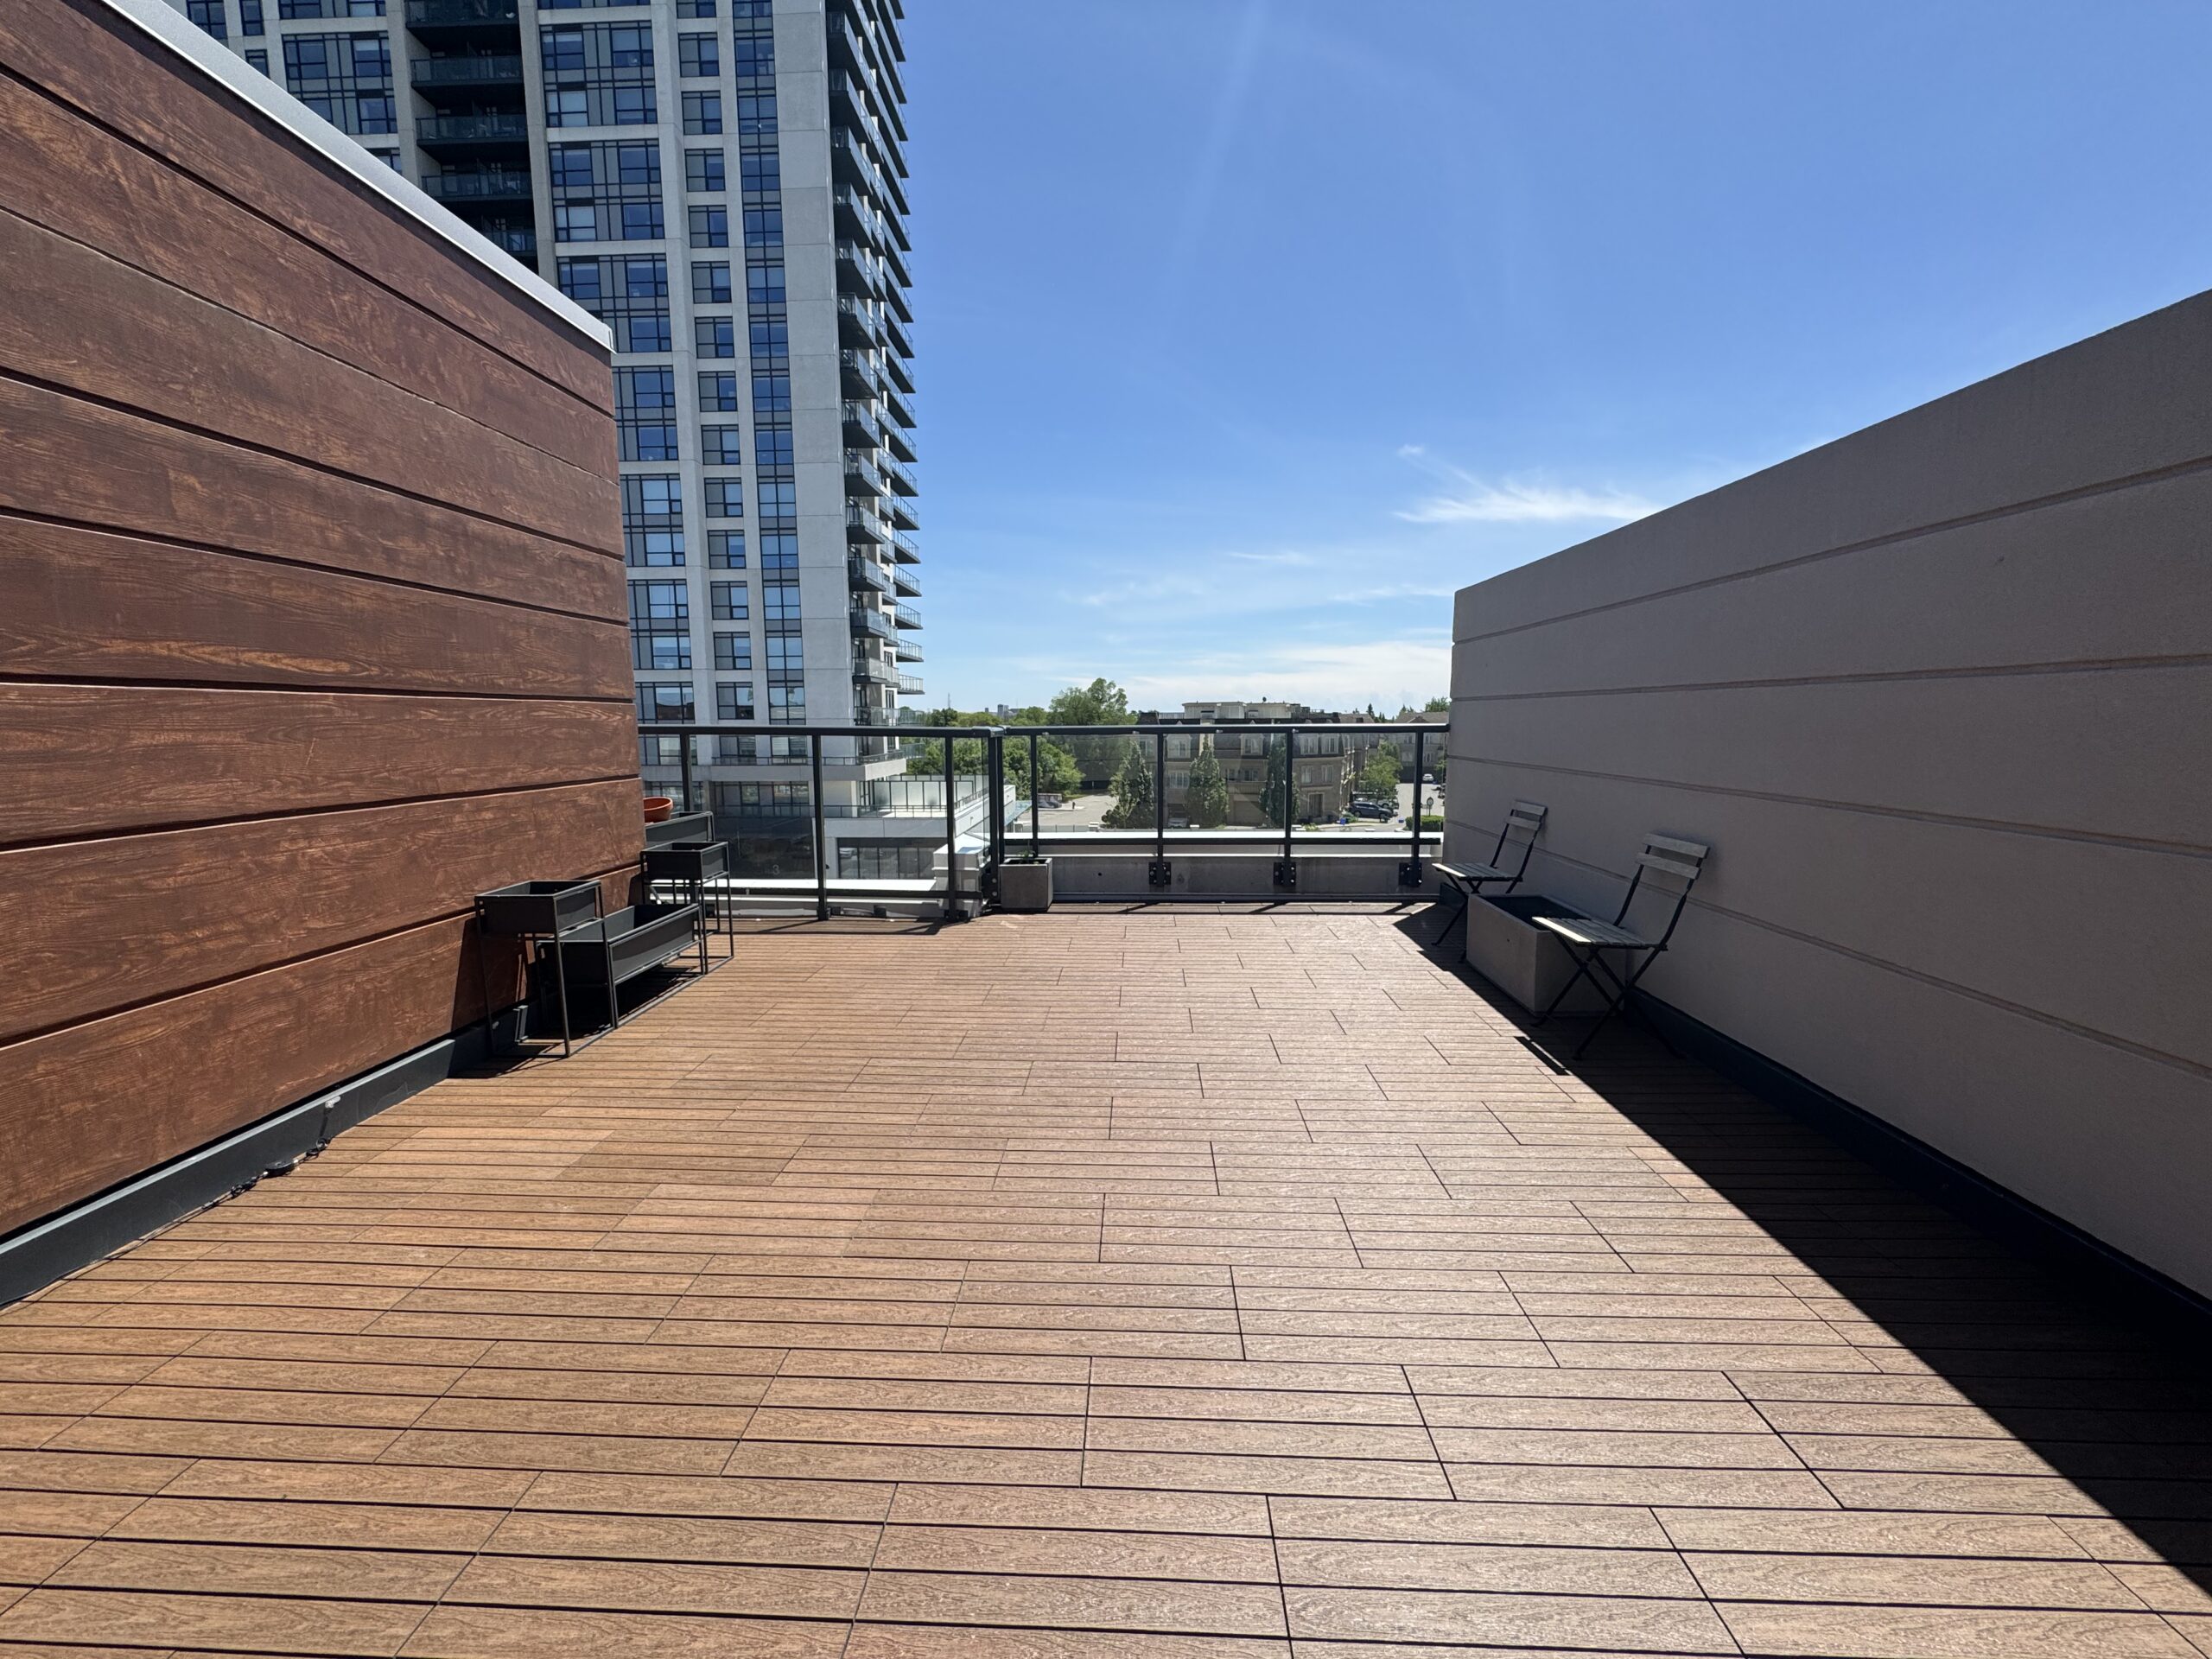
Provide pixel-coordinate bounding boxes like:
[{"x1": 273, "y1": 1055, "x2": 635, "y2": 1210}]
[
  {"x1": 1633, "y1": 992, "x2": 2212, "y2": 1342},
  {"x1": 0, "y1": 1007, "x2": 527, "y2": 1308}
]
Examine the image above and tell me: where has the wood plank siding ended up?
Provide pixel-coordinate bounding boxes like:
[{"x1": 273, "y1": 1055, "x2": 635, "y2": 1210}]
[{"x1": 0, "y1": 0, "x2": 635, "y2": 1234}]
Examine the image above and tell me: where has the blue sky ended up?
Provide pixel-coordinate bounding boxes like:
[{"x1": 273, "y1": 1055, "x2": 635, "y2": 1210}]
[{"x1": 902, "y1": 1, "x2": 2212, "y2": 713}]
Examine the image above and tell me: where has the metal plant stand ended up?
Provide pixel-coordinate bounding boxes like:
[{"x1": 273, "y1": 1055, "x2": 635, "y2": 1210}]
[
  {"x1": 641, "y1": 837, "x2": 734, "y2": 963},
  {"x1": 473, "y1": 878, "x2": 603, "y2": 1058}
]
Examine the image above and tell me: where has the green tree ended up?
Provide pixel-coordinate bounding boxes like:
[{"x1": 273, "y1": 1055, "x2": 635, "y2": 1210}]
[
  {"x1": 908, "y1": 733, "x2": 1083, "y2": 799},
  {"x1": 1046, "y1": 678, "x2": 1133, "y2": 788},
  {"x1": 1101, "y1": 741, "x2": 1154, "y2": 829},
  {"x1": 1357, "y1": 741, "x2": 1402, "y2": 802},
  {"x1": 1019, "y1": 738, "x2": 1082, "y2": 797},
  {"x1": 906, "y1": 734, "x2": 987, "y2": 778},
  {"x1": 1423, "y1": 695, "x2": 1450, "y2": 714},
  {"x1": 1184, "y1": 743, "x2": 1230, "y2": 828},
  {"x1": 1046, "y1": 677, "x2": 1131, "y2": 727}
]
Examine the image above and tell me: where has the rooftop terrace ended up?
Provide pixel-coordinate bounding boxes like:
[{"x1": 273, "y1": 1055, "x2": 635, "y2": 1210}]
[{"x1": 3, "y1": 910, "x2": 2207, "y2": 1658}]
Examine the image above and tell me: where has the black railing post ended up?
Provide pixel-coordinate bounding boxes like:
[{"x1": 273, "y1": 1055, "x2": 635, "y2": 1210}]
[
  {"x1": 985, "y1": 728, "x2": 1005, "y2": 901},
  {"x1": 1410, "y1": 729, "x2": 1425, "y2": 878},
  {"x1": 678, "y1": 731, "x2": 695, "y2": 816},
  {"x1": 944, "y1": 728, "x2": 959, "y2": 917},
  {"x1": 1153, "y1": 729, "x2": 1166, "y2": 862},
  {"x1": 1282, "y1": 728, "x2": 1296, "y2": 864},
  {"x1": 1028, "y1": 731, "x2": 1041, "y2": 860},
  {"x1": 810, "y1": 733, "x2": 829, "y2": 920}
]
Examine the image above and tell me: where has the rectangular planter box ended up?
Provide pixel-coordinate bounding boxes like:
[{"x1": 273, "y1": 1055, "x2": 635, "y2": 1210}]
[
  {"x1": 645, "y1": 812, "x2": 713, "y2": 848},
  {"x1": 999, "y1": 858, "x2": 1052, "y2": 912},
  {"x1": 1465, "y1": 893, "x2": 1610, "y2": 1015},
  {"x1": 475, "y1": 878, "x2": 600, "y2": 938},
  {"x1": 554, "y1": 901, "x2": 701, "y2": 989},
  {"x1": 642, "y1": 839, "x2": 729, "y2": 884}
]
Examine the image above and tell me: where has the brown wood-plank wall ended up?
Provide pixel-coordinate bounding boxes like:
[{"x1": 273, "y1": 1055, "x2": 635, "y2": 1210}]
[{"x1": 0, "y1": 0, "x2": 638, "y2": 1234}]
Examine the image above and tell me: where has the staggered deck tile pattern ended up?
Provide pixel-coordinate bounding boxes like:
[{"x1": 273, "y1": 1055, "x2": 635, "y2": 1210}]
[{"x1": 1, "y1": 909, "x2": 2209, "y2": 1656}]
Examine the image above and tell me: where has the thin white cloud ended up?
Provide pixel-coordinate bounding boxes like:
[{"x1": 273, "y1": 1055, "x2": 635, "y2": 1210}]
[
  {"x1": 1074, "y1": 572, "x2": 1218, "y2": 607},
  {"x1": 1333, "y1": 582, "x2": 1456, "y2": 603},
  {"x1": 1224, "y1": 549, "x2": 1317, "y2": 566},
  {"x1": 1393, "y1": 448, "x2": 1660, "y2": 524},
  {"x1": 1397, "y1": 476, "x2": 1658, "y2": 524}
]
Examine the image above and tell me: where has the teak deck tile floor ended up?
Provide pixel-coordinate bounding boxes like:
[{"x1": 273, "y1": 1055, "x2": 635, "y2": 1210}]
[{"x1": 2, "y1": 907, "x2": 2209, "y2": 1657}]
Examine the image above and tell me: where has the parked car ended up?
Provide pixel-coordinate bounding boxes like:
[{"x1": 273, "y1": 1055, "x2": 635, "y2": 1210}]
[{"x1": 1351, "y1": 799, "x2": 1394, "y2": 820}]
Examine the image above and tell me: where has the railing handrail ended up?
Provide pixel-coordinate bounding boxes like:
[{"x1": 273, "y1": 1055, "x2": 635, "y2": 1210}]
[{"x1": 638, "y1": 720, "x2": 1449, "y2": 918}]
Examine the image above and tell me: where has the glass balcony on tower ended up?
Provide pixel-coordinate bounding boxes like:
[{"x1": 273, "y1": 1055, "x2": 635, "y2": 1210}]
[
  {"x1": 410, "y1": 54, "x2": 524, "y2": 91},
  {"x1": 879, "y1": 234, "x2": 911, "y2": 289},
  {"x1": 839, "y1": 349, "x2": 879, "y2": 397},
  {"x1": 422, "y1": 167, "x2": 532, "y2": 204},
  {"x1": 415, "y1": 112, "x2": 530, "y2": 157},
  {"x1": 837, "y1": 296, "x2": 880, "y2": 349},
  {"x1": 834, "y1": 188, "x2": 884, "y2": 249},
  {"x1": 405, "y1": 0, "x2": 518, "y2": 48},
  {"x1": 835, "y1": 242, "x2": 880, "y2": 298}
]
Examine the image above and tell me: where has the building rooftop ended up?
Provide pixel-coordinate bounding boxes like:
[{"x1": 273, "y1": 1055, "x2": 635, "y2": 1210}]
[{"x1": 3, "y1": 909, "x2": 2205, "y2": 1656}]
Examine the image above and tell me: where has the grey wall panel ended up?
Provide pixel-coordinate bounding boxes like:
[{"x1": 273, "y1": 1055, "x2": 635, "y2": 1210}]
[
  {"x1": 1453, "y1": 292, "x2": 2212, "y2": 640},
  {"x1": 1447, "y1": 286, "x2": 2212, "y2": 1298},
  {"x1": 1458, "y1": 670, "x2": 2209, "y2": 850},
  {"x1": 1455, "y1": 469, "x2": 2212, "y2": 701}
]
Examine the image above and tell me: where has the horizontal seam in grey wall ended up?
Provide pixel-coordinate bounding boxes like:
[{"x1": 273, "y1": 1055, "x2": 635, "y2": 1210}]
[
  {"x1": 1460, "y1": 757, "x2": 2211, "y2": 861},
  {"x1": 1456, "y1": 654, "x2": 2212, "y2": 700},
  {"x1": 1454, "y1": 450, "x2": 2212, "y2": 645},
  {"x1": 1516, "y1": 841, "x2": 2212, "y2": 1083}
]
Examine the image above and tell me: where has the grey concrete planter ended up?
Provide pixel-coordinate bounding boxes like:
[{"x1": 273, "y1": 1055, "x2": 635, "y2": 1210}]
[
  {"x1": 999, "y1": 858, "x2": 1053, "y2": 912},
  {"x1": 1465, "y1": 893, "x2": 1610, "y2": 1015}
]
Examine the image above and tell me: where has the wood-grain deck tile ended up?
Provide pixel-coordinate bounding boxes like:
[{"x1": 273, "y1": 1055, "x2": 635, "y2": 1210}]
[{"x1": 4, "y1": 912, "x2": 2209, "y2": 1657}]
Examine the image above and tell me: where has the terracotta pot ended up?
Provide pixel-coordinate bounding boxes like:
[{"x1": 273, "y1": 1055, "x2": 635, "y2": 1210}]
[{"x1": 642, "y1": 796, "x2": 673, "y2": 823}]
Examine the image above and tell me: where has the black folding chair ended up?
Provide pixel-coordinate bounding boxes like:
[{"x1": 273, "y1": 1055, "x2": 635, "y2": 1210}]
[
  {"x1": 1427, "y1": 800, "x2": 1547, "y2": 957},
  {"x1": 1533, "y1": 833, "x2": 1708, "y2": 1058}
]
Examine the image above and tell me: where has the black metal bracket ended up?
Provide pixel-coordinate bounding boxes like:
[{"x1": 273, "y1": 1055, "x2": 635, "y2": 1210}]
[
  {"x1": 1147, "y1": 859, "x2": 1173, "y2": 889},
  {"x1": 1398, "y1": 861, "x2": 1426, "y2": 888},
  {"x1": 1272, "y1": 859, "x2": 1298, "y2": 890}
]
